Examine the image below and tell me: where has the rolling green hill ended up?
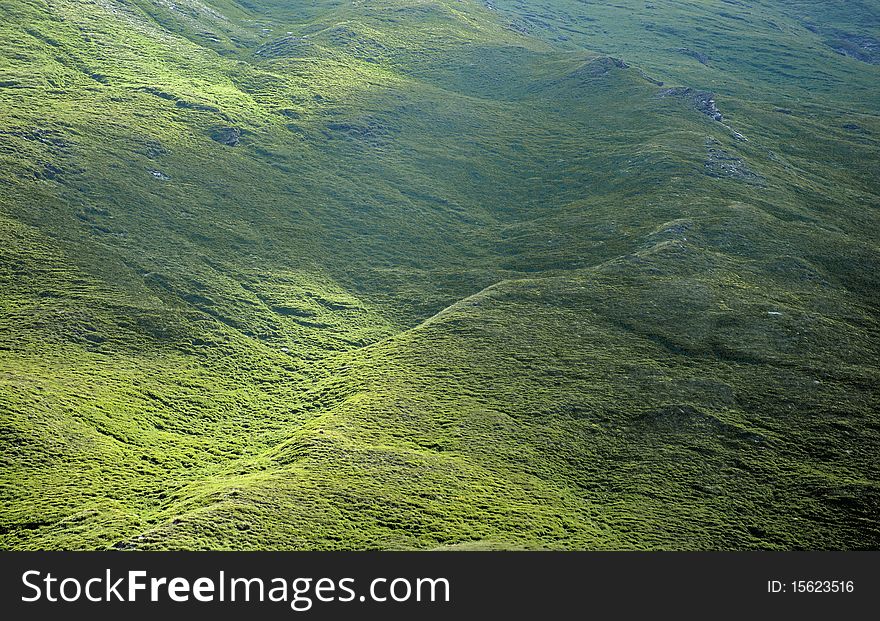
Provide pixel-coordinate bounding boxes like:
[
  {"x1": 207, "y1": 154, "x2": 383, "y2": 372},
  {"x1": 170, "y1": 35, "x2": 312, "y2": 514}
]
[{"x1": 1, "y1": 0, "x2": 878, "y2": 549}]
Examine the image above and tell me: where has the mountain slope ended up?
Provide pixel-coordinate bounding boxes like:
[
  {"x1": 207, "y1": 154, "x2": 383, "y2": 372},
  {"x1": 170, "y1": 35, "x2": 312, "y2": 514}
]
[{"x1": 1, "y1": 0, "x2": 878, "y2": 549}]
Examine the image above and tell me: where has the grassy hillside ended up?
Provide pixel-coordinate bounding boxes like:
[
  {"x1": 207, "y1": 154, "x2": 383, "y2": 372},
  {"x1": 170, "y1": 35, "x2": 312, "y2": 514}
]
[{"x1": 1, "y1": 0, "x2": 878, "y2": 549}]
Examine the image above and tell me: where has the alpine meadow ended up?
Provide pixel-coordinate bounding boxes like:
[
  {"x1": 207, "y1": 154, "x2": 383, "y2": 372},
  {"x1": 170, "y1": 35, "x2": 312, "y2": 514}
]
[{"x1": 1, "y1": 0, "x2": 878, "y2": 551}]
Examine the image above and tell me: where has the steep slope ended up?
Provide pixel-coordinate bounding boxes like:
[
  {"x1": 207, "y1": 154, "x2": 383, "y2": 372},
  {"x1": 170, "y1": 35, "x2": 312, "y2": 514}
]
[{"x1": 1, "y1": 0, "x2": 878, "y2": 549}]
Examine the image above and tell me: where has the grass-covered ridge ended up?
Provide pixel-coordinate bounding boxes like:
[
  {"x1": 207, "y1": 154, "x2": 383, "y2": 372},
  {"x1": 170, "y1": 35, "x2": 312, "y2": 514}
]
[{"x1": 1, "y1": 0, "x2": 878, "y2": 549}]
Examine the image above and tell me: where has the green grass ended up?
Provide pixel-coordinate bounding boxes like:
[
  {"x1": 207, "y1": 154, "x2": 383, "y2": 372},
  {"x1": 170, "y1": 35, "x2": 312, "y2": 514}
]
[{"x1": 1, "y1": 0, "x2": 878, "y2": 550}]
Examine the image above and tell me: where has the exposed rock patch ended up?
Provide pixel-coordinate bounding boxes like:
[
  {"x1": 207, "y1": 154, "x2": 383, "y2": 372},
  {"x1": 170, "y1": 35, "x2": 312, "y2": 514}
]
[
  {"x1": 138, "y1": 86, "x2": 177, "y2": 101},
  {"x1": 138, "y1": 87, "x2": 221, "y2": 113},
  {"x1": 2, "y1": 127, "x2": 68, "y2": 149},
  {"x1": 209, "y1": 126, "x2": 241, "y2": 146},
  {"x1": 653, "y1": 219, "x2": 693, "y2": 239},
  {"x1": 323, "y1": 118, "x2": 394, "y2": 148},
  {"x1": 828, "y1": 32, "x2": 880, "y2": 64},
  {"x1": 137, "y1": 138, "x2": 167, "y2": 158},
  {"x1": 658, "y1": 87, "x2": 723, "y2": 121},
  {"x1": 804, "y1": 22, "x2": 880, "y2": 64},
  {"x1": 637, "y1": 404, "x2": 767, "y2": 444},
  {"x1": 326, "y1": 26, "x2": 386, "y2": 62},
  {"x1": 506, "y1": 20, "x2": 530, "y2": 35},
  {"x1": 676, "y1": 48, "x2": 710, "y2": 65},
  {"x1": 254, "y1": 36, "x2": 314, "y2": 59},
  {"x1": 704, "y1": 138, "x2": 762, "y2": 184},
  {"x1": 638, "y1": 70, "x2": 664, "y2": 86},
  {"x1": 34, "y1": 163, "x2": 64, "y2": 181},
  {"x1": 175, "y1": 99, "x2": 219, "y2": 113},
  {"x1": 574, "y1": 56, "x2": 629, "y2": 80}
]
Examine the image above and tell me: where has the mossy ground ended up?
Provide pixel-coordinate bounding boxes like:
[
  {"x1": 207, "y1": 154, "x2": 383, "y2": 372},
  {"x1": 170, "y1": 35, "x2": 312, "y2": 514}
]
[{"x1": 1, "y1": 0, "x2": 878, "y2": 549}]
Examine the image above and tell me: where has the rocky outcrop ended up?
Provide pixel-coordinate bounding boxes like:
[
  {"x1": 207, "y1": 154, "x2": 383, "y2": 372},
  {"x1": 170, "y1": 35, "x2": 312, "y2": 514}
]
[
  {"x1": 677, "y1": 48, "x2": 710, "y2": 65},
  {"x1": 704, "y1": 138, "x2": 762, "y2": 184},
  {"x1": 828, "y1": 32, "x2": 880, "y2": 64},
  {"x1": 255, "y1": 36, "x2": 314, "y2": 59},
  {"x1": 571, "y1": 56, "x2": 629, "y2": 81},
  {"x1": 322, "y1": 117, "x2": 394, "y2": 148},
  {"x1": 658, "y1": 87, "x2": 723, "y2": 121},
  {"x1": 209, "y1": 127, "x2": 241, "y2": 146}
]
